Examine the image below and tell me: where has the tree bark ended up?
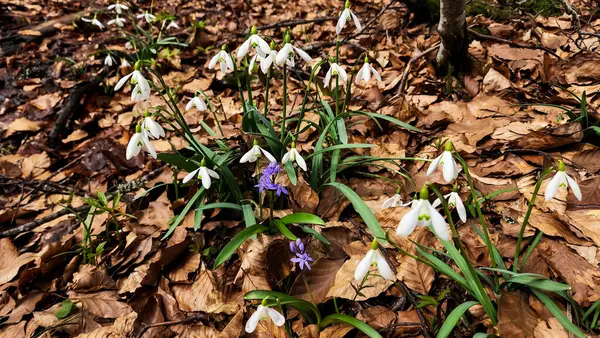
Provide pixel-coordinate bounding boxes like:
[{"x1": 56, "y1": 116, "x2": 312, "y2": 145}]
[{"x1": 436, "y1": 0, "x2": 468, "y2": 71}]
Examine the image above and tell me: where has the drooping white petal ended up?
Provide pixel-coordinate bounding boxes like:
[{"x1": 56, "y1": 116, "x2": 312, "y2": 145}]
[
  {"x1": 372, "y1": 67, "x2": 382, "y2": 82},
  {"x1": 294, "y1": 149, "x2": 307, "y2": 171},
  {"x1": 565, "y1": 173, "x2": 582, "y2": 201},
  {"x1": 237, "y1": 39, "x2": 251, "y2": 59},
  {"x1": 429, "y1": 204, "x2": 449, "y2": 241},
  {"x1": 449, "y1": 193, "x2": 467, "y2": 223},
  {"x1": 382, "y1": 195, "x2": 398, "y2": 209},
  {"x1": 208, "y1": 53, "x2": 220, "y2": 69},
  {"x1": 207, "y1": 168, "x2": 220, "y2": 179},
  {"x1": 256, "y1": 37, "x2": 271, "y2": 56},
  {"x1": 245, "y1": 306, "x2": 265, "y2": 333},
  {"x1": 354, "y1": 249, "x2": 375, "y2": 280},
  {"x1": 293, "y1": 46, "x2": 312, "y2": 63},
  {"x1": 337, "y1": 65, "x2": 348, "y2": 83},
  {"x1": 323, "y1": 68, "x2": 332, "y2": 88},
  {"x1": 260, "y1": 53, "x2": 275, "y2": 74},
  {"x1": 397, "y1": 202, "x2": 420, "y2": 237},
  {"x1": 374, "y1": 250, "x2": 395, "y2": 280},
  {"x1": 182, "y1": 168, "x2": 199, "y2": 184},
  {"x1": 426, "y1": 153, "x2": 443, "y2": 177},
  {"x1": 336, "y1": 9, "x2": 350, "y2": 35},
  {"x1": 350, "y1": 12, "x2": 362, "y2": 31},
  {"x1": 126, "y1": 133, "x2": 142, "y2": 160},
  {"x1": 441, "y1": 151, "x2": 457, "y2": 183},
  {"x1": 431, "y1": 198, "x2": 442, "y2": 208},
  {"x1": 544, "y1": 172, "x2": 562, "y2": 201},
  {"x1": 266, "y1": 307, "x2": 286, "y2": 327},
  {"x1": 143, "y1": 117, "x2": 165, "y2": 139},
  {"x1": 199, "y1": 167, "x2": 212, "y2": 189},
  {"x1": 224, "y1": 53, "x2": 234, "y2": 72},
  {"x1": 240, "y1": 146, "x2": 260, "y2": 163},
  {"x1": 282, "y1": 151, "x2": 291, "y2": 164},
  {"x1": 115, "y1": 72, "x2": 133, "y2": 90},
  {"x1": 260, "y1": 147, "x2": 277, "y2": 162},
  {"x1": 276, "y1": 44, "x2": 293, "y2": 66}
]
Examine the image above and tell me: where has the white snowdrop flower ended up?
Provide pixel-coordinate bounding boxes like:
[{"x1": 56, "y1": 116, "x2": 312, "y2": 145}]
[
  {"x1": 432, "y1": 191, "x2": 467, "y2": 223},
  {"x1": 82, "y1": 16, "x2": 104, "y2": 30},
  {"x1": 336, "y1": 0, "x2": 362, "y2": 35},
  {"x1": 126, "y1": 125, "x2": 157, "y2": 160},
  {"x1": 104, "y1": 54, "x2": 115, "y2": 67},
  {"x1": 120, "y1": 58, "x2": 131, "y2": 69},
  {"x1": 107, "y1": 17, "x2": 126, "y2": 27},
  {"x1": 115, "y1": 63, "x2": 151, "y2": 102},
  {"x1": 245, "y1": 301, "x2": 285, "y2": 333},
  {"x1": 186, "y1": 96, "x2": 207, "y2": 111},
  {"x1": 275, "y1": 33, "x2": 312, "y2": 67},
  {"x1": 107, "y1": 2, "x2": 128, "y2": 14},
  {"x1": 545, "y1": 160, "x2": 582, "y2": 201},
  {"x1": 282, "y1": 142, "x2": 307, "y2": 171},
  {"x1": 208, "y1": 46, "x2": 234, "y2": 73},
  {"x1": 356, "y1": 56, "x2": 382, "y2": 84},
  {"x1": 125, "y1": 41, "x2": 133, "y2": 50},
  {"x1": 237, "y1": 26, "x2": 271, "y2": 59},
  {"x1": 182, "y1": 159, "x2": 220, "y2": 189},
  {"x1": 166, "y1": 21, "x2": 179, "y2": 30},
  {"x1": 141, "y1": 114, "x2": 165, "y2": 139},
  {"x1": 240, "y1": 140, "x2": 276, "y2": 163},
  {"x1": 355, "y1": 240, "x2": 394, "y2": 281},
  {"x1": 381, "y1": 193, "x2": 408, "y2": 209},
  {"x1": 426, "y1": 141, "x2": 460, "y2": 184},
  {"x1": 248, "y1": 53, "x2": 263, "y2": 74},
  {"x1": 323, "y1": 59, "x2": 348, "y2": 88},
  {"x1": 260, "y1": 42, "x2": 278, "y2": 74},
  {"x1": 397, "y1": 186, "x2": 450, "y2": 241},
  {"x1": 137, "y1": 12, "x2": 156, "y2": 23}
]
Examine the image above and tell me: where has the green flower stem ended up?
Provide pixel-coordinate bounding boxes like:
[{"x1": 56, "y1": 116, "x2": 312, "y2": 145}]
[
  {"x1": 231, "y1": 57, "x2": 248, "y2": 116},
  {"x1": 199, "y1": 90, "x2": 225, "y2": 137},
  {"x1": 513, "y1": 168, "x2": 552, "y2": 272},
  {"x1": 281, "y1": 66, "x2": 287, "y2": 142},
  {"x1": 264, "y1": 68, "x2": 271, "y2": 117},
  {"x1": 294, "y1": 60, "x2": 328, "y2": 135}
]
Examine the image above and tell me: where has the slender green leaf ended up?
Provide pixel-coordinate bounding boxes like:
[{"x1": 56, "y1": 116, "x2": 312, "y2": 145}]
[
  {"x1": 532, "y1": 289, "x2": 585, "y2": 338},
  {"x1": 274, "y1": 220, "x2": 297, "y2": 240},
  {"x1": 336, "y1": 118, "x2": 348, "y2": 144},
  {"x1": 436, "y1": 301, "x2": 479, "y2": 338},
  {"x1": 279, "y1": 213, "x2": 326, "y2": 226},
  {"x1": 301, "y1": 226, "x2": 330, "y2": 245},
  {"x1": 214, "y1": 224, "x2": 268, "y2": 268},
  {"x1": 158, "y1": 153, "x2": 198, "y2": 172},
  {"x1": 319, "y1": 314, "x2": 382, "y2": 338},
  {"x1": 163, "y1": 188, "x2": 204, "y2": 239},
  {"x1": 284, "y1": 161, "x2": 298, "y2": 185},
  {"x1": 304, "y1": 144, "x2": 375, "y2": 160},
  {"x1": 325, "y1": 182, "x2": 385, "y2": 243},
  {"x1": 360, "y1": 112, "x2": 421, "y2": 132},
  {"x1": 200, "y1": 202, "x2": 243, "y2": 211}
]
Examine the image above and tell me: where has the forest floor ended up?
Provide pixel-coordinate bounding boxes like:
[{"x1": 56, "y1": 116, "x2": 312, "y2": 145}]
[{"x1": 0, "y1": 0, "x2": 600, "y2": 337}]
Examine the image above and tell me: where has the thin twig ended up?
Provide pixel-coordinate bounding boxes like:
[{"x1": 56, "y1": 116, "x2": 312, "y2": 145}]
[
  {"x1": 392, "y1": 43, "x2": 441, "y2": 99},
  {"x1": 252, "y1": 17, "x2": 337, "y2": 33},
  {"x1": 467, "y1": 28, "x2": 561, "y2": 59}
]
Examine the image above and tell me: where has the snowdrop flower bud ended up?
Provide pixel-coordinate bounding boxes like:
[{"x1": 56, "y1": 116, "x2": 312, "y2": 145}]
[
  {"x1": 126, "y1": 124, "x2": 157, "y2": 160},
  {"x1": 186, "y1": 95, "x2": 207, "y2": 111},
  {"x1": 182, "y1": 158, "x2": 220, "y2": 189},
  {"x1": 336, "y1": 0, "x2": 362, "y2": 35},
  {"x1": 544, "y1": 160, "x2": 582, "y2": 201},
  {"x1": 245, "y1": 299, "x2": 285, "y2": 333},
  {"x1": 240, "y1": 139, "x2": 276, "y2": 163},
  {"x1": 432, "y1": 189, "x2": 467, "y2": 223},
  {"x1": 141, "y1": 112, "x2": 165, "y2": 140},
  {"x1": 120, "y1": 58, "x2": 131, "y2": 69},
  {"x1": 237, "y1": 26, "x2": 271, "y2": 59},
  {"x1": 107, "y1": 2, "x2": 128, "y2": 14},
  {"x1": 137, "y1": 12, "x2": 156, "y2": 24},
  {"x1": 354, "y1": 239, "x2": 394, "y2": 281},
  {"x1": 82, "y1": 16, "x2": 104, "y2": 30},
  {"x1": 282, "y1": 142, "x2": 307, "y2": 171},
  {"x1": 323, "y1": 58, "x2": 348, "y2": 88},
  {"x1": 397, "y1": 186, "x2": 450, "y2": 241},
  {"x1": 356, "y1": 56, "x2": 382, "y2": 85},
  {"x1": 426, "y1": 141, "x2": 460, "y2": 183},
  {"x1": 276, "y1": 32, "x2": 312, "y2": 67},
  {"x1": 107, "y1": 17, "x2": 126, "y2": 27},
  {"x1": 104, "y1": 54, "x2": 116, "y2": 67},
  {"x1": 208, "y1": 45, "x2": 234, "y2": 73}
]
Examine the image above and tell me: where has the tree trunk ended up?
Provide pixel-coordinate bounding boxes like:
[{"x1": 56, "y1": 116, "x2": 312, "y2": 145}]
[{"x1": 436, "y1": 0, "x2": 468, "y2": 71}]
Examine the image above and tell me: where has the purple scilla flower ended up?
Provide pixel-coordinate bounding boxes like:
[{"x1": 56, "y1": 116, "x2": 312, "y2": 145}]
[
  {"x1": 291, "y1": 252, "x2": 314, "y2": 271},
  {"x1": 273, "y1": 183, "x2": 288, "y2": 196},
  {"x1": 289, "y1": 238, "x2": 304, "y2": 254},
  {"x1": 263, "y1": 161, "x2": 282, "y2": 177},
  {"x1": 256, "y1": 161, "x2": 287, "y2": 195}
]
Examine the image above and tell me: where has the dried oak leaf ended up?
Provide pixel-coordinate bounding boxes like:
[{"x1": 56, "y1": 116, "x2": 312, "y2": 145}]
[
  {"x1": 0, "y1": 238, "x2": 37, "y2": 284},
  {"x1": 218, "y1": 309, "x2": 244, "y2": 338},
  {"x1": 171, "y1": 264, "x2": 242, "y2": 314},
  {"x1": 572, "y1": 147, "x2": 600, "y2": 173},
  {"x1": 71, "y1": 265, "x2": 118, "y2": 291},
  {"x1": 534, "y1": 317, "x2": 569, "y2": 338},
  {"x1": 357, "y1": 306, "x2": 397, "y2": 330},
  {"x1": 3, "y1": 117, "x2": 42, "y2": 136},
  {"x1": 234, "y1": 235, "x2": 273, "y2": 294},
  {"x1": 537, "y1": 238, "x2": 600, "y2": 306},
  {"x1": 139, "y1": 192, "x2": 174, "y2": 231},
  {"x1": 5, "y1": 291, "x2": 46, "y2": 324},
  {"x1": 76, "y1": 312, "x2": 137, "y2": 338},
  {"x1": 498, "y1": 291, "x2": 542, "y2": 337},
  {"x1": 68, "y1": 290, "x2": 133, "y2": 319},
  {"x1": 509, "y1": 122, "x2": 583, "y2": 150},
  {"x1": 318, "y1": 323, "x2": 354, "y2": 338},
  {"x1": 289, "y1": 258, "x2": 345, "y2": 304},
  {"x1": 266, "y1": 239, "x2": 294, "y2": 281},
  {"x1": 289, "y1": 175, "x2": 319, "y2": 214}
]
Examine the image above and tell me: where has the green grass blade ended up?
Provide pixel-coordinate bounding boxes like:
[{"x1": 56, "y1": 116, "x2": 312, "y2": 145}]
[
  {"x1": 436, "y1": 301, "x2": 479, "y2": 338},
  {"x1": 214, "y1": 224, "x2": 268, "y2": 268},
  {"x1": 319, "y1": 314, "x2": 382, "y2": 338},
  {"x1": 532, "y1": 289, "x2": 585, "y2": 338}
]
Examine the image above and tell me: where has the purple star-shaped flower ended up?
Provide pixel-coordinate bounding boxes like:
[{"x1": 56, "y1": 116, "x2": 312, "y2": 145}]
[{"x1": 291, "y1": 252, "x2": 314, "y2": 271}]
